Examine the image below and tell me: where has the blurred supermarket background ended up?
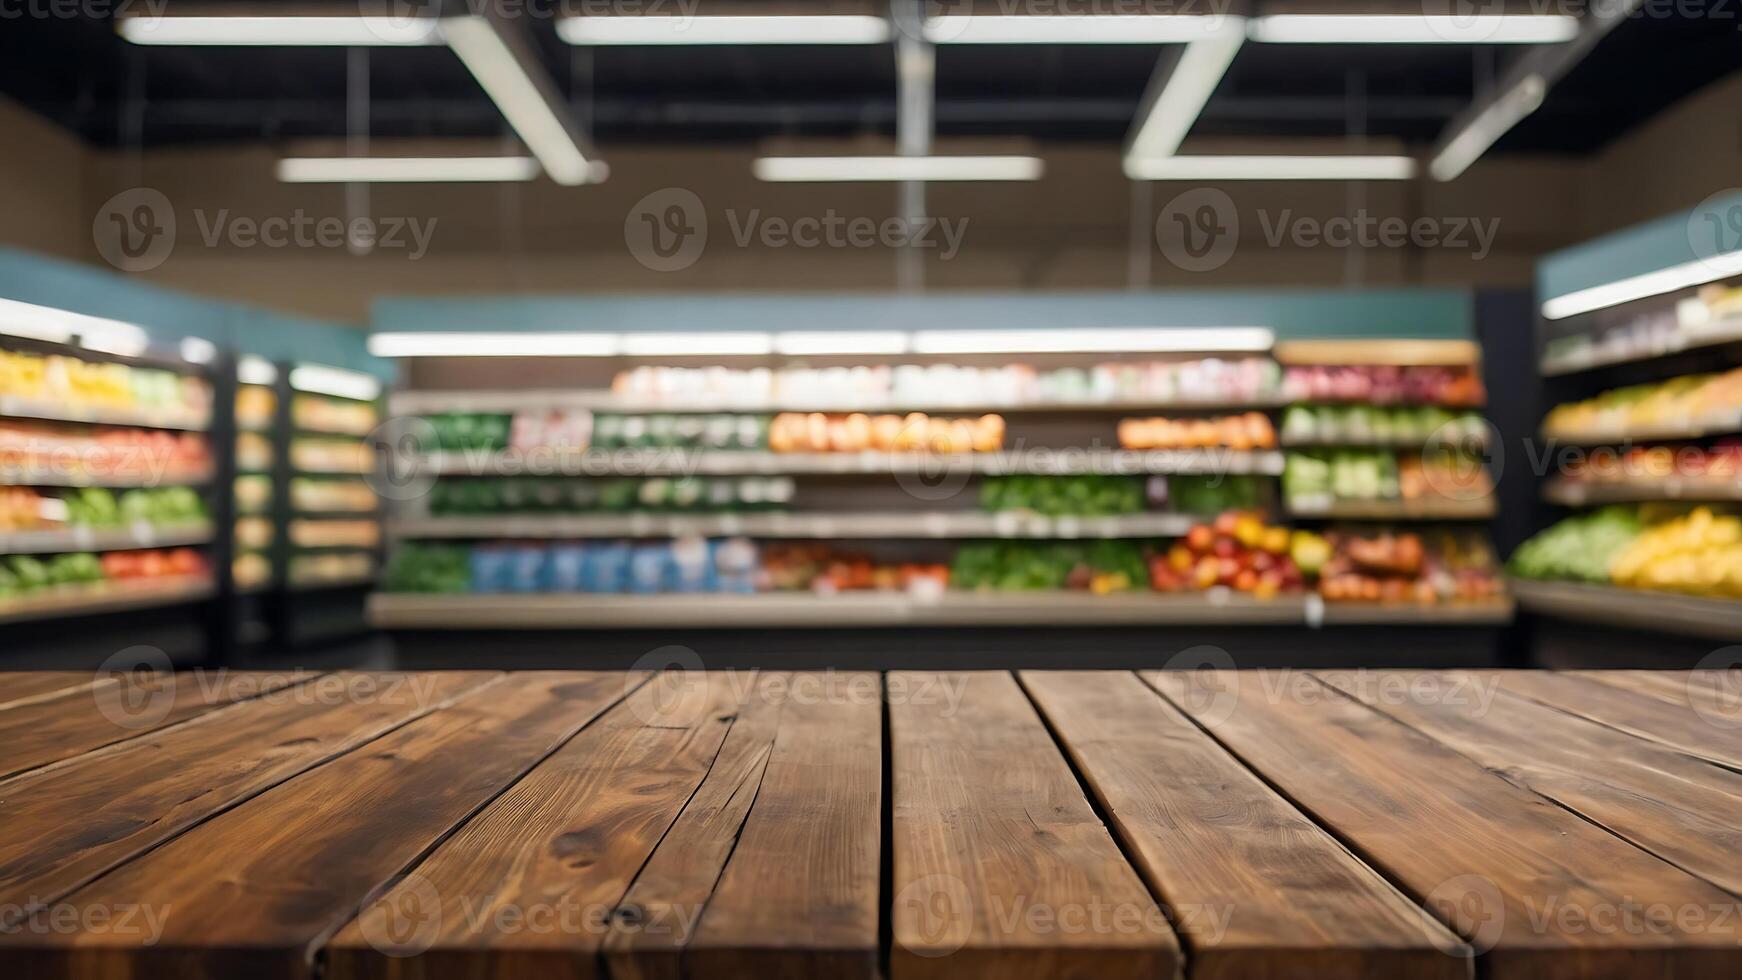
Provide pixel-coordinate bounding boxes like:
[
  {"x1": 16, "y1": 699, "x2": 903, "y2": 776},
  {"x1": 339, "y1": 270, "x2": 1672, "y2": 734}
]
[{"x1": 0, "y1": 1, "x2": 1740, "y2": 668}]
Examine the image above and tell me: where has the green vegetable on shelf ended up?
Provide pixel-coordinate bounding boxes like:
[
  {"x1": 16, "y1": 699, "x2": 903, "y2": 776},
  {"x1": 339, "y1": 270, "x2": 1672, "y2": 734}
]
[{"x1": 1508, "y1": 506, "x2": 1645, "y2": 583}]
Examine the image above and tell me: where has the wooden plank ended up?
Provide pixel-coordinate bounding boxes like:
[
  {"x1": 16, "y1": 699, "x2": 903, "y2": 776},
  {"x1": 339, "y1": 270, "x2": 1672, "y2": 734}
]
[
  {"x1": 0, "y1": 671, "x2": 499, "y2": 923},
  {"x1": 601, "y1": 672, "x2": 790, "y2": 980},
  {"x1": 1573, "y1": 670, "x2": 1742, "y2": 727},
  {"x1": 0, "y1": 671, "x2": 639, "y2": 980},
  {"x1": 683, "y1": 671, "x2": 882, "y2": 980},
  {"x1": 325, "y1": 669, "x2": 754, "y2": 980},
  {"x1": 0, "y1": 672, "x2": 113, "y2": 712},
  {"x1": 1318, "y1": 670, "x2": 1742, "y2": 896},
  {"x1": 1487, "y1": 671, "x2": 1742, "y2": 771},
  {"x1": 1021, "y1": 670, "x2": 1466, "y2": 980},
  {"x1": 1146, "y1": 670, "x2": 1742, "y2": 980},
  {"x1": 889, "y1": 671, "x2": 1179, "y2": 980},
  {"x1": 0, "y1": 669, "x2": 316, "y2": 780}
]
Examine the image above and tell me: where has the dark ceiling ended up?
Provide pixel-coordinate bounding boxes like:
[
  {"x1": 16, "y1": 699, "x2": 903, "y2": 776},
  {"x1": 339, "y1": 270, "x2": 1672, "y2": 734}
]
[{"x1": 1, "y1": 1, "x2": 1737, "y2": 155}]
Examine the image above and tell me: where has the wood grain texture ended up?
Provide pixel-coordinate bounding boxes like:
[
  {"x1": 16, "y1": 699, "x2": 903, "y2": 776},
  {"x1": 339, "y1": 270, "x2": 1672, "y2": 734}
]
[
  {"x1": 1572, "y1": 670, "x2": 1742, "y2": 732},
  {"x1": 601, "y1": 672, "x2": 790, "y2": 980},
  {"x1": 1316, "y1": 670, "x2": 1742, "y2": 896},
  {"x1": 0, "y1": 672, "x2": 114, "y2": 712},
  {"x1": 326, "y1": 669, "x2": 754, "y2": 980},
  {"x1": 0, "y1": 669, "x2": 316, "y2": 780},
  {"x1": 683, "y1": 671, "x2": 882, "y2": 980},
  {"x1": 1147, "y1": 670, "x2": 1742, "y2": 980},
  {"x1": 889, "y1": 671, "x2": 1178, "y2": 980},
  {"x1": 1022, "y1": 670, "x2": 1465, "y2": 980},
  {"x1": 0, "y1": 671, "x2": 636, "y2": 980},
  {"x1": 1487, "y1": 671, "x2": 1742, "y2": 770},
  {"x1": 0, "y1": 672, "x2": 499, "y2": 925}
]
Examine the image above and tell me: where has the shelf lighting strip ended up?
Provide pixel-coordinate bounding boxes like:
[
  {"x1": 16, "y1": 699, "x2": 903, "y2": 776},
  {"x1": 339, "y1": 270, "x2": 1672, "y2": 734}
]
[
  {"x1": 1542, "y1": 250, "x2": 1742, "y2": 321},
  {"x1": 0, "y1": 298, "x2": 152, "y2": 358},
  {"x1": 367, "y1": 327, "x2": 1274, "y2": 359}
]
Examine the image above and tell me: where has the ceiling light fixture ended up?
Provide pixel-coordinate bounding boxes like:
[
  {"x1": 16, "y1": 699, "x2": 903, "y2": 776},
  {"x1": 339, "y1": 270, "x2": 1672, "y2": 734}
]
[
  {"x1": 1125, "y1": 155, "x2": 1419, "y2": 181},
  {"x1": 773, "y1": 332, "x2": 912, "y2": 356},
  {"x1": 619, "y1": 333, "x2": 776, "y2": 357},
  {"x1": 440, "y1": 16, "x2": 602, "y2": 186},
  {"x1": 1124, "y1": 20, "x2": 1246, "y2": 164},
  {"x1": 752, "y1": 156, "x2": 1044, "y2": 182},
  {"x1": 116, "y1": 16, "x2": 441, "y2": 46},
  {"x1": 1542, "y1": 251, "x2": 1742, "y2": 321},
  {"x1": 1429, "y1": 74, "x2": 1547, "y2": 182},
  {"x1": 289, "y1": 365, "x2": 384, "y2": 402},
  {"x1": 1249, "y1": 14, "x2": 1579, "y2": 44},
  {"x1": 909, "y1": 327, "x2": 1274, "y2": 355},
  {"x1": 238, "y1": 356, "x2": 279, "y2": 386},
  {"x1": 559, "y1": 15, "x2": 891, "y2": 45},
  {"x1": 924, "y1": 14, "x2": 1229, "y2": 44},
  {"x1": 276, "y1": 156, "x2": 542, "y2": 183},
  {"x1": 0, "y1": 298, "x2": 151, "y2": 357}
]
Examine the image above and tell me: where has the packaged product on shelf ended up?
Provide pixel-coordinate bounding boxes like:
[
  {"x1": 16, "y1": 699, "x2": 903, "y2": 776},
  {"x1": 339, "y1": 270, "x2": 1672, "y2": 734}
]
[
  {"x1": 236, "y1": 517, "x2": 274, "y2": 550},
  {"x1": 455, "y1": 537, "x2": 762, "y2": 595},
  {"x1": 291, "y1": 552, "x2": 375, "y2": 585},
  {"x1": 237, "y1": 431, "x2": 274, "y2": 472},
  {"x1": 291, "y1": 438, "x2": 372, "y2": 475},
  {"x1": 1118, "y1": 412, "x2": 1275, "y2": 451},
  {"x1": 292, "y1": 478, "x2": 379, "y2": 514},
  {"x1": 768, "y1": 412, "x2": 1003, "y2": 454},
  {"x1": 1285, "y1": 450, "x2": 1490, "y2": 505},
  {"x1": 235, "y1": 475, "x2": 272, "y2": 514},
  {"x1": 289, "y1": 519, "x2": 381, "y2": 549},
  {"x1": 1543, "y1": 367, "x2": 1742, "y2": 438},
  {"x1": 236, "y1": 385, "x2": 276, "y2": 430},
  {"x1": 425, "y1": 475, "x2": 794, "y2": 516},
  {"x1": 1559, "y1": 442, "x2": 1742, "y2": 485},
  {"x1": 0, "y1": 349, "x2": 211, "y2": 422},
  {"x1": 1283, "y1": 365, "x2": 1484, "y2": 407},
  {"x1": 510, "y1": 408, "x2": 594, "y2": 452},
  {"x1": 294, "y1": 395, "x2": 379, "y2": 436},
  {"x1": 422, "y1": 413, "x2": 512, "y2": 452},
  {"x1": 1279, "y1": 405, "x2": 1486, "y2": 445},
  {"x1": 233, "y1": 552, "x2": 271, "y2": 589}
]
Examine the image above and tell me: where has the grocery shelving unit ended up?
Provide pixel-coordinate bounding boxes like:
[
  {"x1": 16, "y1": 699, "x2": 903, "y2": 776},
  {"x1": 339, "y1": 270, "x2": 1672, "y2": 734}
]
[
  {"x1": 1515, "y1": 212, "x2": 1742, "y2": 659},
  {"x1": 366, "y1": 329, "x2": 1514, "y2": 658},
  {"x1": 0, "y1": 333, "x2": 224, "y2": 665}
]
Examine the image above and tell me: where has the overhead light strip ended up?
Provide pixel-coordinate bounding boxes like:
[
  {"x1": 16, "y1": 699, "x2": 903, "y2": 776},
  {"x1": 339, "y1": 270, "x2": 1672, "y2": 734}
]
[
  {"x1": 1542, "y1": 251, "x2": 1742, "y2": 321},
  {"x1": 439, "y1": 16, "x2": 602, "y2": 186},
  {"x1": 368, "y1": 328, "x2": 1275, "y2": 359},
  {"x1": 1124, "y1": 19, "x2": 1246, "y2": 165},
  {"x1": 924, "y1": 14, "x2": 1229, "y2": 44},
  {"x1": 1248, "y1": 14, "x2": 1580, "y2": 44},
  {"x1": 276, "y1": 156, "x2": 542, "y2": 183},
  {"x1": 238, "y1": 356, "x2": 279, "y2": 386},
  {"x1": 1429, "y1": 75, "x2": 1546, "y2": 182},
  {"x1": 0, "y1": 298, "x2": 151, "y2": 358},
  {"x1": 289, "y1": 365, "x2": 384, "y2": 402},
  {"x1": 116, "y1": 15, "x2": 442, "y2": 46},
  {"x1": 753, "y1": 156, "x2": 1044, "y2": 182},
  {"x1": 1127, "y1": 155, "x2": 1418, "y2": 181},
  {"x1": 559, "y1": 15, "x2": 891, "y2": 45}
]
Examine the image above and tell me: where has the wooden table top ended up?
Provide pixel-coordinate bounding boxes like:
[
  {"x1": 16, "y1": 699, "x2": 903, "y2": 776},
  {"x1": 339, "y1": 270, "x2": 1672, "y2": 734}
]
[{"x1": 1, "y1": 668, "x2": 1740, "y2": 980}]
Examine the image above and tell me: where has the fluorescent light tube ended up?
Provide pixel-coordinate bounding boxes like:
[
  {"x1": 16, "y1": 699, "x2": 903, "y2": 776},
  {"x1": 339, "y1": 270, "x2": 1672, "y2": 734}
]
[
  {"x1": 1250, "y1": 15, "x2": 1579, "y2": 44},
  {"x1": 238, "y1": 356, "x2": 279, "y2": 385},
  {"x1": 0, "y1": 298, "x2": 151, "y2": 356},
  {"x1": 773, "y1": 332, "x2": 911, "y2": 356},
  {"x1": 277, "y1": 156, "x2": 541, "y2": 183},
  {"x1": 910, "y1": 327, "x2": 1273, "y2": 355},
  {"x1": 440, "y1": 16, "x2": 599, "y2": 187},
  {"x1": 753, "y1": 156, "x2": 1044, "y2": 182},
  {"x1": 925, "y1": 14, "x2": 1228, "y2": 44},
  {"x1": 290, "y1": 365, "x2": 383, "y2": 402},
  {"x1": 369, "y1": 332, "x2": 622, "y2": 358},
  {"x1": 1125, "y1": 155, "x2": 1418, "y2": 181},
  {"x1": 559, "y1": 15, "x2": 891, "y2": 45},
  {"x1": 1429, "y1": 74, "x2": 1546, "y2": 182},
  {"x1": 1125, "y1": 22, "x2": 1246, "y2": 161},
  {"x1": 1542, "y1": 251, "x2": 1742, "y2": 321},
  {"x1": 118, "y1": 16, "x2": 441, "y2": 46},
  {"x1": 620, "y1": 333, "x2": 775, "y2": 357}
]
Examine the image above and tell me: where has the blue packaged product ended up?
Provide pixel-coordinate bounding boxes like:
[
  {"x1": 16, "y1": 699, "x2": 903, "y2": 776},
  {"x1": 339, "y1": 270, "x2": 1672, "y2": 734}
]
[
  {"x1": 669, "y1": 536, "x2": 714, "y2": 593},
  {"x1": 628, "y1": 543, "x2": 670, "y2": 594},
  {"x1": 547, "y1": 544, "x2": 586, "y2": 592},
  {"x1": 714, "y1": 536, "x2": 760, "y2": 594},
  {"x1": 470, "y1": 545, "x2": 513, "y2": 594},
  {"x1": 509, "y1": 545, "x2": 548, "y2": 593},
  {"x1": 583, "y1": 541, "x2": 630, "y2": 593}
]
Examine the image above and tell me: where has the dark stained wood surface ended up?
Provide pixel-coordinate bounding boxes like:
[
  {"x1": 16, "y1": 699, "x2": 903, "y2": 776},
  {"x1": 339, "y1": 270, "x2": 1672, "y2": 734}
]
[
  {"x1": 1022, "y1": 670, "x2": 1467, "y2": 980},
  {"x1": 890, "y1": 671, "x2": 1179, "y2": 980},
  {"x1": 2, "y1": 669, "x2": 1741, "y2": 980},
  {"x1": 1147, "y1": 669, "x2": 1742, "y2": 980}
]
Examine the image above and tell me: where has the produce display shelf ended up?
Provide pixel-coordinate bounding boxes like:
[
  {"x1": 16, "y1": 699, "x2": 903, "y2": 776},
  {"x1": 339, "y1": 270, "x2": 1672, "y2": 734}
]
[
  {"x1": 1315, "y1": 597, "x2": 1514, "y2": 626},
  {"x1": 0, "y1": 523, "x2": 214, "y2": 555},
  {"x1": 390, "y1": 511, "x2": 1202, "y2": 541},
  {"x1": 368, "y1": 590, "x2": 1313, "y2": 630},
  {"x1": 418, "y1": 449, "x2": 1285, "y2": 478},
  {"x1": 1285, "y1": 497, "x2": 1497, "y2": 521},
  {"x1": 1510, "y1": 578, "x2": 1742, "y2": 641},
  {"x1": 295, "y1": 427, "x2": 375, "y2": 439},
  {"x1": 1542, "y1": 410, "x2": 1742, "y2": 446},
  {"x1": 291, "y1": 572, "x2": 378, "y2": 591},
  {"x1": 1280, "y1": 434, "x2": 1488, "y2": 450},
  {"x1": 0, "y1": 575, "x2": 216, "y2": 625},
  {"x1": 0, "y1": 396, "x2": 210, "y2": 432},
  {"x1": 1540, "y1": 317, "x2": 1742, "y2": 377},
  {"x1": 1542, "y1": 476, "x2": 1742, "y2": 506},
  {"x1": 391, "y1": 390, "x2": 1290, "y2": 417},
  {"x1": 0, "y1": 467, "x2": 215, "y2": 489},
  {"x1": 1275, "y1": 339, "x2": 1482, "y2": 367}
]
